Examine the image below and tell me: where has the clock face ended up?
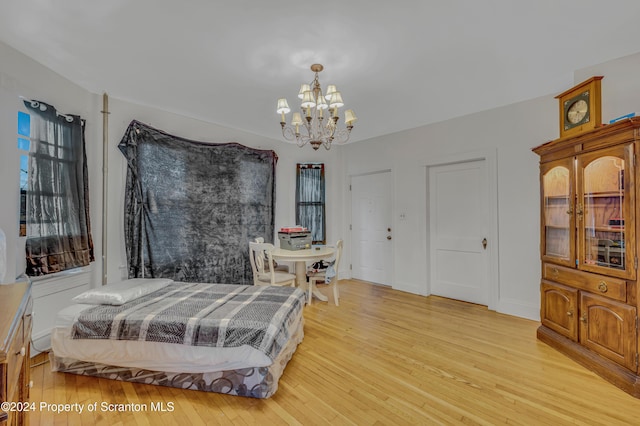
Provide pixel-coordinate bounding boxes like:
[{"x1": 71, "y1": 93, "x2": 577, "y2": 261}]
[
  {"x1": 567, "y1": 99, "x2": 588, "y2": 124},
  {"x1": 563, "y1": 91, "x2": 590, "y2": 130}
]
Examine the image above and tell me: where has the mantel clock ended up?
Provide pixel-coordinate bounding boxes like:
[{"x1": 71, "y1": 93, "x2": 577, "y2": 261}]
[{"x1": 555, "y1": 76, "x2": 603, "y2": 138}]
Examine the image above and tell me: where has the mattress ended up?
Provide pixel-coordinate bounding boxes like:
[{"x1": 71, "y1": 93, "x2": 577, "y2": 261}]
[
  {"x1": 49, "y1": 281, "x2": 305, "y2": 397},
  {"x1": 50, "y1": 315, "x2": 304, "y2": 398},
  {"x1": 51, "y1": 302, "x2": 302, "y2": 373}
]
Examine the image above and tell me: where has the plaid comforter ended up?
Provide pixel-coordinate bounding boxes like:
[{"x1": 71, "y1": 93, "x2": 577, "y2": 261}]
[{"x1": 71, "y1": 283, "x2": 305, "y2": 361}]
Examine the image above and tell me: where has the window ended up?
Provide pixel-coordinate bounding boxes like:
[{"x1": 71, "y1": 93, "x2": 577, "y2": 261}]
[
  {"x1": 21, "y1": 99, "x2": 94, "y2": 276},
  {"x1": 17, "y1": 111, "x2": 30, "y2": 237},
  {"x1": 296, "y1": 163, "x2": 325, "y2": 244}
]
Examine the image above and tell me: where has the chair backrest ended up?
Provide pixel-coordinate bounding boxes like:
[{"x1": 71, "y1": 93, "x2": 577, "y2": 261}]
[
  {"x1": 329, "y1": 239, "x2": 343, "y2": 284},
  {"x1": 248, "y1": 241, "x2": 276, "y2": 286}
]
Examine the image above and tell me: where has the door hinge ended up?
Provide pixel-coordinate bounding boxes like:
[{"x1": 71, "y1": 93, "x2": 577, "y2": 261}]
[
  {"x1": 350, "y1": 264, "x2": 352, "y2": 270},
  {"x1": 349, "y1": 224, "x2": 352, "y2": 231},
  {"x1": 349, "y1": 184, "x2": 352, "y2": 191}
]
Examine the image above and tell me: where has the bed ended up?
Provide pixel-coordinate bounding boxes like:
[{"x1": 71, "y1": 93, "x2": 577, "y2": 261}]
[{"x1": 49, "y1": 279, "x2": 306, "y2": 398}]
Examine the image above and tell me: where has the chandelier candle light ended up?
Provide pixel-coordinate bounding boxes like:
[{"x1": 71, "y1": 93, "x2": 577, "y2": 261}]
[{"x1": 277, "y1": 64, "x2": 357, "y2": 150}]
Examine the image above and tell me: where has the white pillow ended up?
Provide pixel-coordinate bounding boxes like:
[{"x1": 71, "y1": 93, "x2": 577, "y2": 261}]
[{"x1": 71, "y1": 278, "x2": 173, "y2": 305}]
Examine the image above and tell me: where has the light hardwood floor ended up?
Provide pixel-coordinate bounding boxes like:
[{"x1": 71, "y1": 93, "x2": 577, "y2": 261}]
[{"x1": 28, "y1": 279, "x2": 640, "y2": 425}]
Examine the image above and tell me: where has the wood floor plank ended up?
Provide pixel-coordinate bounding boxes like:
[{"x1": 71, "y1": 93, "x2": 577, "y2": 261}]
[{"x1": 27, "y1": 279, "x2": 640, "y2": 424}]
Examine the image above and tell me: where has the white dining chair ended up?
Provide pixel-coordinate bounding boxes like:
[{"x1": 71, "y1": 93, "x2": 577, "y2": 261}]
[
  {"x1": 254, "y1": 237, "x2": 290, "y2": 272},
  {"x1": 249, "y1": 242, "x2": 296, "y2": 287},
  {"x1": 308, "y1": 240, "x2": 343, "y2": 305}
]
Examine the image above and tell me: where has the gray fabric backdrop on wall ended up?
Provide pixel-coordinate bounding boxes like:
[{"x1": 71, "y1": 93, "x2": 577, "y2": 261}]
[{"x1": 118, "y1": 120, "x2": 277, "y2": 284}]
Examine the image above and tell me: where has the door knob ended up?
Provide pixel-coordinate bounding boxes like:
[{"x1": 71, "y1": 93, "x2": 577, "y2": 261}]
[
  {"x1": 482, "y1": 238, "x2": 487, "y2": 250},
  {"x1": 387, "y1": 235, "x2": 392, "y2": 240}
]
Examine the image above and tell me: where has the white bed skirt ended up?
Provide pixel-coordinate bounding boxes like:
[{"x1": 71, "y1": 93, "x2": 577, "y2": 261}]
[{"x1": 50, "y1": 316, "x2": 304, "y2": 399}]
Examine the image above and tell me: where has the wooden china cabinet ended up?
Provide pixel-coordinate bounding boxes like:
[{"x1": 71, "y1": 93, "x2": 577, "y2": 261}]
[
  {"x1": 0, "y1": 281, "x2": 32, "y2": 425},
  {"x1": 533, "y1": 117, "x2": 640, "y2": 396}
]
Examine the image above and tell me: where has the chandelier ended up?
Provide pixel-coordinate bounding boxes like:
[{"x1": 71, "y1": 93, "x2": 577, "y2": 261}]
[{"x1": 277, "y1": 64, "x2": 357, "y2": 150}]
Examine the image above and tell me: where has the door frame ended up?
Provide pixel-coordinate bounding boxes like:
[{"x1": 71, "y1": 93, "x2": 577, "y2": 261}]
[
  {"x1": 348, "y1": 169, "x2": 394, "y2": 287},
  {"x1": 424, "y1": 148, "x2": 499, "y2": 310}
]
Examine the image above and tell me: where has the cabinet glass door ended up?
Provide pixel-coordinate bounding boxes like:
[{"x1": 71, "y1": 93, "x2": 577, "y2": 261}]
[
  {"x1": 577, "y1": 145, "x2": 635, "y2": 279},
  {"x1": 541, "y1": 159, "x2": 574, "y2": 267}
]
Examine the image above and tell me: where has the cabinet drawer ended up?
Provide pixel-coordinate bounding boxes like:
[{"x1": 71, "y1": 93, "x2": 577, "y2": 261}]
[
  {"x1": 5, "y1": 317, "x2": 25, "y2": 404},
  {"x1": 543, "y1": 263, "x2": 627, "y2": 302}
]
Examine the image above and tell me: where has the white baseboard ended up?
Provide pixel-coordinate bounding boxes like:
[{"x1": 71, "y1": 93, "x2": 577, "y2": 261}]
[
  {"x1": 30, "y1": 332, "x2": 51, "y2": 357},
  {"x1": 393, "y1": 281, "x2": 428, "y2": 296},
  {"x1": 497, "y1": 297, "x2": 539, "y2": 321}
]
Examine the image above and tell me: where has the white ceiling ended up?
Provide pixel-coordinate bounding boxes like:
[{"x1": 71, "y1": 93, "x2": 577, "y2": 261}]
[{"x1": 2, "y1": 0, "x2": 640, "y2": 143}]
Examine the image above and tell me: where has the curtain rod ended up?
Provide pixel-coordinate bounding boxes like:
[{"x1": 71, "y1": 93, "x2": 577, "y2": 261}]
[{"x1": 19, "y1": 96, "x2": 81, "y2": 123}]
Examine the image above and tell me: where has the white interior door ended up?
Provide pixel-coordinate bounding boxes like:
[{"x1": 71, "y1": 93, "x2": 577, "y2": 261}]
[
  {"x1": 351, "y1": 172, "x2": 392, "y2": 285},
  {"x1": 429, "y1": 160, "x2": 490, "y2": 305}
]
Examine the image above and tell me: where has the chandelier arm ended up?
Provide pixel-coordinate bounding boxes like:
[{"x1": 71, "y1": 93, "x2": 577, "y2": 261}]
[
  {"x1": 296, "y1": 134, "x2": 310, "y2": 148},
  {"x1": 282, "y1": 124, "x2": 313, "y2": 149},
  {"x1": 331, "y1": 127, "x2": 353, "y2": 144},
  {"x1": 281, "y1": 125, "x2": 299, "y2": 142}
]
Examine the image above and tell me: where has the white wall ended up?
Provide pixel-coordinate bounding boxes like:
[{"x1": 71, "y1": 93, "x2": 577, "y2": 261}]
[
  {"x1": 575, "y1": 52, "x2": 640, "y2": 124},
  {"x1": 0, "y1": 38, "x2": 345, "y2": 290},
  {"x1": 342, "y1": 97, "x2": 555, "y2": 319},
  {"x1": 342, "y1": 50, "x2": 640, "y2": 320},
  {"x1": 0, "y1": 41, "x2": 100, "y2": 351},
  {"x1": 3, "y1": 36, "x2": 640, "y2": 330},
  {"x1": 104, "y1": 99, "x2": 345, "y2": 283},
  {"x1": 0, "y1": 39, "x2": 344, "y2": 351},
  {"x1": 0, "y1": 41, "x2": 99, "y2": 282}
]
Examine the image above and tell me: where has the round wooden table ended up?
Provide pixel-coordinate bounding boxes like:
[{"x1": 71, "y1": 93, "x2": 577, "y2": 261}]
[{"x1": 272, "y1": 247, "x2": 336, "y2": 302}]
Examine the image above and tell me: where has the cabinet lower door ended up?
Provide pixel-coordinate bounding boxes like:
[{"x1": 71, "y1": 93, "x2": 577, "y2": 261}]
[
  {"x1": 580, "y1": 292, "x2": 637, "y2": 371},
  {"x1": 541, "y1": 280, "x2": 578, "y2": 341}
]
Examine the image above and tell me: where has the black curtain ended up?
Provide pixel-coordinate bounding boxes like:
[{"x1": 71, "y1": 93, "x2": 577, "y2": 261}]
[
  {"x1": 118, "y1": 120, "x2": 277, "y2": 284},
  {"x1": 24, "y1": 100, "x2": 94, "y2": 276}
]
